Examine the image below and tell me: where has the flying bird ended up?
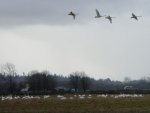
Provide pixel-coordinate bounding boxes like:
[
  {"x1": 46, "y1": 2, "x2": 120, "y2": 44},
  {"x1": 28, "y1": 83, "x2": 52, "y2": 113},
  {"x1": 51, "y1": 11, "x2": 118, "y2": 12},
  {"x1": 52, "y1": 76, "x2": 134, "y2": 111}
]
[
  {"x1": 105, "y1": 15, "x2": 115, "y2": 24},
  {"x1": 131, "y1": 13, "x2": 142, "y2": 20},
  {"x1": 95, "y1": 9, "x2": 104, "y2": 18},
  {"x1": 68, "y1": 11, "x2": 78, "y2": 20}
]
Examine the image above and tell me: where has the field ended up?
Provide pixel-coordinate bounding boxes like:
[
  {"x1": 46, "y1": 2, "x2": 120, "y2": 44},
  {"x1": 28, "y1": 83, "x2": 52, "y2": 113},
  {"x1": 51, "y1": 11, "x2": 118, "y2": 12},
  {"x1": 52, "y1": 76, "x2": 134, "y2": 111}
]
[{"x1": 0, "y1": 94, "x2": 150, "y2": 113}]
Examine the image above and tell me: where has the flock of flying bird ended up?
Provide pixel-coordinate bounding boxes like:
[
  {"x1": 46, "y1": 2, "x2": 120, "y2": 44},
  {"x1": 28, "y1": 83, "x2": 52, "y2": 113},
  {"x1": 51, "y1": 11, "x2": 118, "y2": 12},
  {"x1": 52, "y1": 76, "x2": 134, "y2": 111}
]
[{"x1": 68, "y1": 9, "x2": 142, "y2": 24}]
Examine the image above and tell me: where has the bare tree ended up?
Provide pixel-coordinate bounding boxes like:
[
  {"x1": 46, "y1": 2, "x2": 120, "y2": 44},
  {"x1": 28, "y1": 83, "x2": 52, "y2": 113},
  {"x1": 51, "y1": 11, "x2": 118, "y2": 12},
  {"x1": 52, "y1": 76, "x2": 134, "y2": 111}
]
[
  {"x1": 1, "y1": 63, "x2": 17, "y2": 94},
  {"x1": 69, "y1": 72, "x2": 81, "y2": 92},
  {"x1": 124, "y1": 77, "x2": 131, "y2": 84},
  {"x1": 1, "y1": 63, "x2": 16, "y2": 76},
  {"x1": 80, "y1": 72, "x2": 91, "y2": 92},
  {"x1": 70, "y1": 71, "x2": 91, "y2": 92}
]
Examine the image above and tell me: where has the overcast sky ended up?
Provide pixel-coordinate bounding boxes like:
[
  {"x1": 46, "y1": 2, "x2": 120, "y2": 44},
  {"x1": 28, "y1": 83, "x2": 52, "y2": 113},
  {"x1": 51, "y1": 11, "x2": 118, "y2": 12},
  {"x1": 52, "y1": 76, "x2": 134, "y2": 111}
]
[{"x1": 0, "y1": 0, "x2": 150, "y2": 80}]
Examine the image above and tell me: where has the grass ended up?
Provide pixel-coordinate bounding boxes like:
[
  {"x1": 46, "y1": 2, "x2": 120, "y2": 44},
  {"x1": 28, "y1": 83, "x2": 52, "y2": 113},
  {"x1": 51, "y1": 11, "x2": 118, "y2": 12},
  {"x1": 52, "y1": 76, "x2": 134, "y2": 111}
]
[{"x1": 0, "y1": 95, "x2": 150, "y2": 113}]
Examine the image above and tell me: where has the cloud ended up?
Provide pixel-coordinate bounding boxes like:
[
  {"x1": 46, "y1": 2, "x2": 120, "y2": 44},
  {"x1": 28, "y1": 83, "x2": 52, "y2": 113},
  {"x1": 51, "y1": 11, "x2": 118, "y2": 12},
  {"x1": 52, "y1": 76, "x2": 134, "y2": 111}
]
[{"x1": 0, "y1": 0, "x2": 150, "y2": 80}]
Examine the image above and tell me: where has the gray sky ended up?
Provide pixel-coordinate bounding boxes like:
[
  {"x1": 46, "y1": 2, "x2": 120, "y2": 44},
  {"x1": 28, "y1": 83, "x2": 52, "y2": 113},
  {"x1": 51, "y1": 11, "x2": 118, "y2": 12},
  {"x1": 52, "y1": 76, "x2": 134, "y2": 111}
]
[{"x1": 0, "y1": 0, "x2": 150, "y2": 80}]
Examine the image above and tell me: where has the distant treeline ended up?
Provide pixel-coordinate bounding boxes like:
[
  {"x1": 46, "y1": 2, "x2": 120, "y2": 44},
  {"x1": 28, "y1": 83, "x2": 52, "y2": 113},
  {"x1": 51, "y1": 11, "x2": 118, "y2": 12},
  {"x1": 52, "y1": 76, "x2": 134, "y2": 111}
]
[{"x1": 0, "y1": 63, "x2": 150, "y2": 95}]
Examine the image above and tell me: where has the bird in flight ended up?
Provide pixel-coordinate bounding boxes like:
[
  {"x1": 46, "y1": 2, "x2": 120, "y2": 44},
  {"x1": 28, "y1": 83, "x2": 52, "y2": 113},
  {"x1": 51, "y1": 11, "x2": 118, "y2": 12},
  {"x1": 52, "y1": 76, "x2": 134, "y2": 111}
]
[
  {"x1": 105, "y1": 15, "x2": 116, "y2": 24},
  {"x1": 95, "y1": 9, "x2": 104, "y2": 18},
  {"x1": 131, "y1": 13, "x2": 142, "y2": 20},
  {"x1": 68, "y1": 11, "x2": 78, "y2": 20}
]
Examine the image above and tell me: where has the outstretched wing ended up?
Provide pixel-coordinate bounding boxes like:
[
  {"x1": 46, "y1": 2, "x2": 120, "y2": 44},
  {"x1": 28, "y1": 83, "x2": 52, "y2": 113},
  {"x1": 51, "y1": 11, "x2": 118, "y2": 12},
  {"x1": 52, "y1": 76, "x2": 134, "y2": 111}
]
[
  {"x1": 95, "y1": 9, "x2": 100, "y2": 17},
  {"x1": 109, "y1": 18, "x2": 112, "y2": 24},
  {"x1": 73, "y1": 15, "x2": 75, "y2": 20},
  {"x1": 132, "y1": 13, "x2": 135, "y2": 16},
  {"x1": 132, "y1": 13, "x2": 138, "y2": 20}
]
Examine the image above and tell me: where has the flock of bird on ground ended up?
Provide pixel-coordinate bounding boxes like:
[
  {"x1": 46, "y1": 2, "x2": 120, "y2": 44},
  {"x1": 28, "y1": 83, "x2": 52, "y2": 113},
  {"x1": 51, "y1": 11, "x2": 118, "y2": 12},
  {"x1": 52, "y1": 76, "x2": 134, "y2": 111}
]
[
  {"x1": 68, "y1": 9, "x2": 142, "y2": 24},
  {"x1": 0, "y1": 94, "x2": 144, "y2": 101}
]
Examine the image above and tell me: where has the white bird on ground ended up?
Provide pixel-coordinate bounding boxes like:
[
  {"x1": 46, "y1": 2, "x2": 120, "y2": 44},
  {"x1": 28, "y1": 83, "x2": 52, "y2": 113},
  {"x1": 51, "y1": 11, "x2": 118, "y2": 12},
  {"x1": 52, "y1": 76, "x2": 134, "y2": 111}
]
[
  {"x1": 131, "y1": 13, "x2": 142, "y2": 20},
  {"x1": 70, "y1": 97, "x2": 74, "y2": 100},
  {"x1": 43, "y1": 95, "x2": 50, "y2": 99},
  {"x1": 60, "y1": 97, "x2": 67, "y2": 100},
  {"x1": 105, "y1": 15, "x2": 116, "y2": 24},
  {"x1": 79, "y1": 96, "x2": 85, "y2": 99}
]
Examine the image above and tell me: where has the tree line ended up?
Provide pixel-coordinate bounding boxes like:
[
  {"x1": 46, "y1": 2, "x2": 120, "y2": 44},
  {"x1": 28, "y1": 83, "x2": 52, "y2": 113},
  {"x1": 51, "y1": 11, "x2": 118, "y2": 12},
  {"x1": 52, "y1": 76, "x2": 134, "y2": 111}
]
[{"x1": 0, "y1": 63, "x2": 150, "y2": 95}]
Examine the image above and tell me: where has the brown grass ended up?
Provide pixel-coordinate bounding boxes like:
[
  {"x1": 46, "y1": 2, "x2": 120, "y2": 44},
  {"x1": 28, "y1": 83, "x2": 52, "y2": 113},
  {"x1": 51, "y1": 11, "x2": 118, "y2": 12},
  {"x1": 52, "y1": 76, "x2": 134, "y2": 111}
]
[{"x1": 0, "y1": 95, "x2": 150, "y2": 113}]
